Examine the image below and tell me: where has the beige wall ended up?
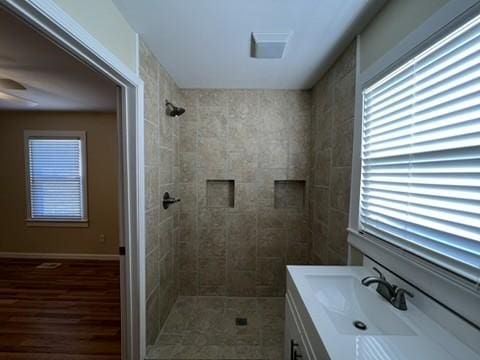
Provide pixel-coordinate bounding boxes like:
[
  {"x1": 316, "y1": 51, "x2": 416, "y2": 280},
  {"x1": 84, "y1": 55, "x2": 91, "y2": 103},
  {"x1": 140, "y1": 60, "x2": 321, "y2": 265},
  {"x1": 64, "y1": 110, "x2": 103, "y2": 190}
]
[
  {"x1": 359, "y1": 0, "x2": 449, "y2": 71},
  {"x1": 52, "y1": 0, "x2": 137, "y2": 72},
  {"x1": 0, "y1": 111, "x2": 119, "y2": 255},
  {"x1": 140, "y1": 40, "x2": 182, "y2": 345},
  {"x1": 310, "y1": 40, "x2": 356, "y2": 265}
]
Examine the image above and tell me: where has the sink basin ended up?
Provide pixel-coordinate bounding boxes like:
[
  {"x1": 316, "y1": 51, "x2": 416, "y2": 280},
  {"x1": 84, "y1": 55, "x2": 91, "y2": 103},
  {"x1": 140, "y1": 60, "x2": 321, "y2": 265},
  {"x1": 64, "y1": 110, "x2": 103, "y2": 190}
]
[
  {"x1": 306, "y1": 275, "x2": 416, "y2": 336},
  {"x1": 287, "y1": 266, "x2": 479, "y2": 360}
]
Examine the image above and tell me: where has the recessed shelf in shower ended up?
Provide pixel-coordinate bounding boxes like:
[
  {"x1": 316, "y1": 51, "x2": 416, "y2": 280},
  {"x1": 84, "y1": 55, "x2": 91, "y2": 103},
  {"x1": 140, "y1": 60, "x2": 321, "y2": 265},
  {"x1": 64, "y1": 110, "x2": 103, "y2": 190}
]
[
  {"x1": 206, "y1": 180, "x2": 235, "y2": 208},
  {"x1": 274, "y1": 180, "x2": 306, "y2": 209}
]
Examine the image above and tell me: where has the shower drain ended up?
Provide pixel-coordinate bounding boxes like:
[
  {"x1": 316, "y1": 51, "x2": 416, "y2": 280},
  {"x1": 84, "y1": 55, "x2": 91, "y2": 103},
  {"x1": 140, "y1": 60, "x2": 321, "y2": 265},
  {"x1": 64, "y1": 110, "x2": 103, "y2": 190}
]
[
  {"x1": 353, "y1": 320, "x2": 367, "y2": 330},
  {"x1": 235, "y1": 317, "x2": 247, "y2": 326}
]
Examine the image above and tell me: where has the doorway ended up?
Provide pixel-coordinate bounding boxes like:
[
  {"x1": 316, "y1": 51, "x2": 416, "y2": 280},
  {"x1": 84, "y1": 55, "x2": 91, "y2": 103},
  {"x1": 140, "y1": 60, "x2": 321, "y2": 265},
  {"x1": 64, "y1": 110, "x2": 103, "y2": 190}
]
[{"x1": 0, "y1": 2, "x2": 144, "y2": 359}]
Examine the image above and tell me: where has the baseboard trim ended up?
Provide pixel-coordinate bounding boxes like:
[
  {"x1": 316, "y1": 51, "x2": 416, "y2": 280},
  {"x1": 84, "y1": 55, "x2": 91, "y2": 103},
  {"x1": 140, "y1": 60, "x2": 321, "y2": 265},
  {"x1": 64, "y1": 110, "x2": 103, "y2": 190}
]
[{"x1": 0, "y1": 252, "x2": 120, "y2": 261}]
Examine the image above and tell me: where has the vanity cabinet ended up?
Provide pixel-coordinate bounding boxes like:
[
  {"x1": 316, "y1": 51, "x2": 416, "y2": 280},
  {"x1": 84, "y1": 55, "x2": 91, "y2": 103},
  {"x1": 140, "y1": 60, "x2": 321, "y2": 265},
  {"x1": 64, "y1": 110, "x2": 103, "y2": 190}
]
[
  {"x1": 285, "y1": 295, "x2": 310, "y2": 360},
  {"x1": 284, "y1": 291, "x2": 330, "y2": 360}
]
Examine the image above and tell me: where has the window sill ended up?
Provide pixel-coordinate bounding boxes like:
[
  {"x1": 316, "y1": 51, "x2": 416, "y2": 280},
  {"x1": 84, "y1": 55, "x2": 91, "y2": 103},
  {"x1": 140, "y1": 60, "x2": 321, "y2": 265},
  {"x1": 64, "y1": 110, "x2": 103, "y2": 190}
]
[{"x1": 25, "y1": 220, "x2": 89, "y2": 228}]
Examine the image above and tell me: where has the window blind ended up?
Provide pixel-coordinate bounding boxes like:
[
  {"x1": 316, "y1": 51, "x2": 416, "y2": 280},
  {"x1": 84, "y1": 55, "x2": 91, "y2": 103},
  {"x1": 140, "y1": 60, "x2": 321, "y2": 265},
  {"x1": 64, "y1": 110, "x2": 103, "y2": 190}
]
[
  {"x1": 360, "y1": 13, "x2": 480, "y2": 282},
  {"x1": 28, "y1": 138, "x2": 85, "y2": 221}
]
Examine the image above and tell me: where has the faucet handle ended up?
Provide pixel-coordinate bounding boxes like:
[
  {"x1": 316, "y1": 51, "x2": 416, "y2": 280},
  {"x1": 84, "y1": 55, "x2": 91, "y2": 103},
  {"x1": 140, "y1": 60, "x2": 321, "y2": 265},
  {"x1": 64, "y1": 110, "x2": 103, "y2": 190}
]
[
  {"x1": 372, "y1": 266, "x2": 385, "y2": 280},
  {"x1": 391, "y1": 288, "x2": 414, "y2": 311}
]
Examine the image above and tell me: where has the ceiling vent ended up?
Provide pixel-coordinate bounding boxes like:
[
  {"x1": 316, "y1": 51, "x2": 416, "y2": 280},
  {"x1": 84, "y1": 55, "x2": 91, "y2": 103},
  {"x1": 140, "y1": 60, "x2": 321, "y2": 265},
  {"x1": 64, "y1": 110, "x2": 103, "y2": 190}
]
[{"x1": 251, "y1": 32, "x2": 291, "y2": 59}]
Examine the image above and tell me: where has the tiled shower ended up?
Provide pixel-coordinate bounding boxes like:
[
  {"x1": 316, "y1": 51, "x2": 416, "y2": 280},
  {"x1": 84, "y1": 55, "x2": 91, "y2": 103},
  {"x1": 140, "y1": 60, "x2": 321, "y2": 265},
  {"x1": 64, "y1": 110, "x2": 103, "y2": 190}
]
[{"x1": 140, "y1": 37, "x2": 356, "y2": 358}]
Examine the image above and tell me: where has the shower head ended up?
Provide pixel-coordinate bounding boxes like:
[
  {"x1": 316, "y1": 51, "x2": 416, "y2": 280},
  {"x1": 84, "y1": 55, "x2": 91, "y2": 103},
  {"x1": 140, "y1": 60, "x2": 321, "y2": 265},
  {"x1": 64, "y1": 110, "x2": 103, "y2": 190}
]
[{"x1": 165, "y1": 100, "x2": 185, "y2": 117}]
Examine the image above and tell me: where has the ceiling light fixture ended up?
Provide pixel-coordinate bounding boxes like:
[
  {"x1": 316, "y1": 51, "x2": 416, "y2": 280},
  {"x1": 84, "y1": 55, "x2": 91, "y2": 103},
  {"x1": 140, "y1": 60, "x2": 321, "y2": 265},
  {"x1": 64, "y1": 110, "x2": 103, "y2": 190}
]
[{"x1": 0, "y1": 78, "x2": 26, "y2": 90}]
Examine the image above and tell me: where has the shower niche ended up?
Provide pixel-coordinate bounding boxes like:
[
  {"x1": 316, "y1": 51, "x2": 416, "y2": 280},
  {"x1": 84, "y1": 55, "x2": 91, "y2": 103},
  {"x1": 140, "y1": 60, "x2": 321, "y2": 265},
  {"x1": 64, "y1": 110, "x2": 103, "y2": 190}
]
[
  {"x1": 206, "y1": 180, "x2": 235, "y2": 208},
  {"x1": 274, "y1": 180, "x2": 306, "y2": 209}
]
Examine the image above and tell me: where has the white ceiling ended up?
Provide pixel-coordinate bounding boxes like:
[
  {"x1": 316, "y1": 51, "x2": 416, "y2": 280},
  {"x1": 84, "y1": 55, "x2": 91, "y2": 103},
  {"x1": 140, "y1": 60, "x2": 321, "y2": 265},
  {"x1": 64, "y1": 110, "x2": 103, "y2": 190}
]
[
  {"x1": 114, "y1": 0, "x2": 384, "y2": 89},
  {"x1": 0, "y1": 8, "x2": 116, "y2": 111}
]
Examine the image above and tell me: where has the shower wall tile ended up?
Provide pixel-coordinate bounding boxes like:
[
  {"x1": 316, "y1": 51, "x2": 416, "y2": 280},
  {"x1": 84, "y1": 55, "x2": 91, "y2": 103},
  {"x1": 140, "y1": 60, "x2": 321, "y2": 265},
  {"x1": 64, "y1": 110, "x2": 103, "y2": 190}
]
[
  {"x1": 227, "y1": 212, "x2": 256, "y2": 243},
  {"x1": 198, "y1": 106, "x2": 227, "y2": 139},
  {"x1": 227, "y1": 271, "x2": 256, "y2": 296},
  {"x1": 143, "y1": 75, "x2": 160, "y2": 125},
  {"x1": 179, "y1": 152, "x2": 196, "y2": 183},
  {"x1": 176, "y1": 240, "x2": 197, "y2": 273},
  {"x1": 159, "y1": 217, "x2": 173, "y2": 254},
  {"x1": 313, "y1": 187, "x2": 329, "y2": 223},
  {"x1": 179, "y1": 183, "x2": 196, "y2": 213},
  {"x1": 228, "y1": 113, "x2": 258, "y2": 139},
  {"x1": 313, "y1": 151, "x2": 331, "y2": 187},
  {"x1": 227, "y1": 242, "x2": 256, "y2": 271},
  {"x1": 146, "y1": 287, "x2": 160, "y2": 345},
  {"x1": 332, "y1": 118, "x2": 354, "y2": 167},
  {"x1": 234, "y1": 183, "x2": 257, "y2": 211},
  {"x1": 140, "y1": 39, "x2": 182, "y2": 345},
  {"x1": 160, "y1": 114, "x2": 173, "y2": 149},
  {"x1": 197, "y1": 136, "x2": 227, "y2": 169},
  {"x1": 179, "y1": 120, "x2": 197, "y2": 153},
  {"x1": 146, "y1": 207, "x2": 160, "y2": 255},
  {"x1": 178, "y1": 271, "x2": 198, "y2": 296},
  {"x1": 314, "y1": 110, "x2": 333, "y2": 153},
  {"x1": 328, "y1": 209, "x2": 349, "y2": 258},
  {"x1": 287, "y1": 241, "x2": 311, "y2": 265},
  {"x1": 145, "y1": 167, "x2": 160, "y2": 210},
  {"x1": 257, "y1": 257, "x2": 286, "y2": 294},
  {"x1": 228, "y1": 151, "x2": 256, "y2": 182},
  {"x1": 179, "y1": 89, "x2": 312, "y2": 297},
  {"x1": 227, "y1": 133, "x2": 257, "y2": 153},
  {"x1": 146, "y1": 247, "x2": 160, "y2": 297},
  {"x1": 199, "y1": 257, "x2": 226, "y2": 290},
  {"x1": 258, "y1": 140, "x2": 288, "y2": 168},
  {"x1": 198, "y1": 208, "x2": 226, "y2": 228},
  {"x1": 312, "y1": 220, "x2": 328, "y2": 263},
  {"x1": 310, "y1": 40, "x2": 356, "y2": 265},
  {"x1": 159, "y1": 148, "x2": 173, "y2": 184},
  {"x1": 258, "y1": 228, "x2": 287, "y2": 257},
  {"x1": 144, "y1": 120, "x2": 160, "y2": 166},
  {"x1": 198, "y1": 227, "x2": 226, "y2": 257},
  {"x1": 335, "y1": 40, "x2": 356, "y2": 80},
  {"x1": 334, "y1": 70, "x2": 356, "y2": 123},
  {"x1": 330, "y1": 166, "x2": 351, "y2": 212},
  {"x1": 179, "y1": 211, "x2": 196, "y2": 242}
]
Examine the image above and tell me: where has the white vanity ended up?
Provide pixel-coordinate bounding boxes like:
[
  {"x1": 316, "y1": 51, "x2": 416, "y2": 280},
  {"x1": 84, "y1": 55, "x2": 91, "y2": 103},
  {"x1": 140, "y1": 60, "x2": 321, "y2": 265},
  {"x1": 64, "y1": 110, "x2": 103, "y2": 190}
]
[{"x1": 284, "y1": 265, "x2": 480, "y2": 360}]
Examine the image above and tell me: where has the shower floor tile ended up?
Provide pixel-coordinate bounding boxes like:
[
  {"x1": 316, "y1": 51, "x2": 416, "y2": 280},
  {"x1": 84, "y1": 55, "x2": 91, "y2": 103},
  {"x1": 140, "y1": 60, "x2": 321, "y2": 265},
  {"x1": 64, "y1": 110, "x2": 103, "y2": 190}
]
[{"x1": 146, "y1": 296, "x2": 285, "y2": 360}]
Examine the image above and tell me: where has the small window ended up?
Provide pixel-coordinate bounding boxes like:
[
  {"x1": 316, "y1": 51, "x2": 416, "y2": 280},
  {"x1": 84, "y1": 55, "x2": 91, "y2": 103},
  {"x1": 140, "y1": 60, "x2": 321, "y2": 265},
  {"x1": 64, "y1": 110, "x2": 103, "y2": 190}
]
[
  {"x1": 360, "y1": 14, "x2": 480, "y2": 281},
  {"x1": 25, "y1": 131, "x2": 88, "y2": 224}
]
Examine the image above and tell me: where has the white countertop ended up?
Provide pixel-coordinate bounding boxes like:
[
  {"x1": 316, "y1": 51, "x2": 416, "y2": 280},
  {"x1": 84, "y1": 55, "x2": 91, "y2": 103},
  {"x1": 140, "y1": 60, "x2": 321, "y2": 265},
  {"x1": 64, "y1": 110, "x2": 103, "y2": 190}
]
[{"x1": 287, "y1": 265, "x2": 480, "y2": 360}]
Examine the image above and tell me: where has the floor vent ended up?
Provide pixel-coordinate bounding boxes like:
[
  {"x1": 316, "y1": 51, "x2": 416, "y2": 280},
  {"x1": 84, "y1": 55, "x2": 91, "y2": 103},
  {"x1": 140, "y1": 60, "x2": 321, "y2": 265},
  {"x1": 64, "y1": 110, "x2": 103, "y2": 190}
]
[
  {"x1": 235, "y1": 317, "x2": 248, "y2": 326},
  {"x1": 36, "y1": 262, "x2": 62, "y2": 269}
]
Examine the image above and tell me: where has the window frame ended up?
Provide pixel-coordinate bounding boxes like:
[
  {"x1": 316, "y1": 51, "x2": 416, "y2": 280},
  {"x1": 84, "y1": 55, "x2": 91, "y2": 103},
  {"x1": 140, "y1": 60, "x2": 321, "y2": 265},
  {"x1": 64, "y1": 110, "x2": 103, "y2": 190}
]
[
  {"x1": 24, "y1": 130, "x2": 88, "y2": 226},
  {"x1": 348, "y1": 0, "x2": 480, "y2": 327}
]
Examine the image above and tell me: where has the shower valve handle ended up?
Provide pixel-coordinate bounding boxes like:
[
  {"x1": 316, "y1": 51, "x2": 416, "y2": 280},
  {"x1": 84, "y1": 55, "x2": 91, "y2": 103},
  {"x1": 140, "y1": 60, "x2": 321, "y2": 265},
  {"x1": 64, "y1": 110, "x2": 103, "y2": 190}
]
[{"x1": 163, "y1": 192, "x2": 181, "y2": 209}]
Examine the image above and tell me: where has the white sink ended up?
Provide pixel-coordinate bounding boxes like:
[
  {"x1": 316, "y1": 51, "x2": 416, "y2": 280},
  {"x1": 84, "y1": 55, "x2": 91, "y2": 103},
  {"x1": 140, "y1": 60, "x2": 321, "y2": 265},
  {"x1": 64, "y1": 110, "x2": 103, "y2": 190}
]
[
  {"x1": 287, "y1": 266, "x2": 480, "y2": 360},
  {"x1": 306, "y1": 275, "x2": 415, "y2": 336}
]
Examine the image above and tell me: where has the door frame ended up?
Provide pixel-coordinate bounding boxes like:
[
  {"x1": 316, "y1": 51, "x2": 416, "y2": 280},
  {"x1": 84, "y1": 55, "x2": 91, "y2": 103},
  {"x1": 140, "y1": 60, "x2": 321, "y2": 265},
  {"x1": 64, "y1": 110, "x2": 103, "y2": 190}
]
[{"x1": 1, "y1": 0, "x2": 146, "y2": 358}]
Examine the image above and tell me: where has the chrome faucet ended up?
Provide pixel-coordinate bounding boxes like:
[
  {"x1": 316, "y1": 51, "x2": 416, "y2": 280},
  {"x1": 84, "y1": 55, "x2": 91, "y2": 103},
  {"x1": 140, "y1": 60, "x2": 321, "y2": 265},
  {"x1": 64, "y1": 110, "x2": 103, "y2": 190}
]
[{"x1": 361, "y1": 267, "x2": 414, "y2": 311}]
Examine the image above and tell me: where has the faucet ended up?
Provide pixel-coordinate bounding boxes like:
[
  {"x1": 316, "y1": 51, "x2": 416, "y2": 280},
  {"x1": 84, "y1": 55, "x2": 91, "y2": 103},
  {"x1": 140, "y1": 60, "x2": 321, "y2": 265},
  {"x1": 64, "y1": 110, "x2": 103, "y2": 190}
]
[
  {"x1": 361, "y1": 267, "x2": 396, "y2": 301},
  {"x1": 391, "y1": 288, "x2": 414, "y2": 311},
  {"x1": 361, "y1": 267, "x2": 414, "y2": 311}
]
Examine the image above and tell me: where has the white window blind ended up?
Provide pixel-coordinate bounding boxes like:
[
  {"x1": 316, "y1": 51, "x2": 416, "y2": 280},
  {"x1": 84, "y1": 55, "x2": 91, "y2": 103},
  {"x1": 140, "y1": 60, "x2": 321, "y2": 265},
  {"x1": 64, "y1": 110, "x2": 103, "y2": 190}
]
[
  {"x1": 360, "y1": 14, "x2": 480, "y2": 282},
  {"x1": 27, "y1": 135, "x2": 86, "y2": 221}
]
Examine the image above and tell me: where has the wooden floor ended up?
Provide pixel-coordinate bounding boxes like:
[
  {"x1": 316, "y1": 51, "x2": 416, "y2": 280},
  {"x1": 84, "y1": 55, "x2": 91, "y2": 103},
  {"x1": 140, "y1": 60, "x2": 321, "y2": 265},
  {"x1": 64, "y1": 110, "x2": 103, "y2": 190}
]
[{"x1": 0, "y1": 258, "x2": 121, "y2": 360}]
